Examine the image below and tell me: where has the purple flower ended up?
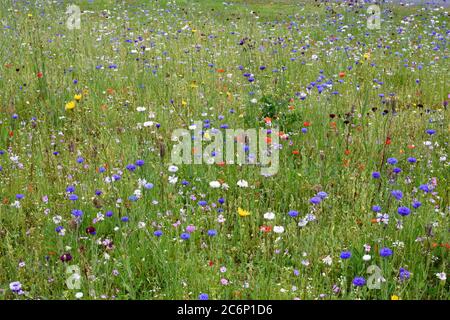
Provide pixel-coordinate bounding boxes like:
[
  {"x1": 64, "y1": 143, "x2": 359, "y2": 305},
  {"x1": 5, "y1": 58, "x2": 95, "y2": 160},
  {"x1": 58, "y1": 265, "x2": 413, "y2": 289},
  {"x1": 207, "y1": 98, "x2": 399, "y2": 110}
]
[
  {"x1": 340, "y1": 251, "x2": 351, "y2": 259},
  {"x1": 393, "y1": 167, "x2": 402, "y2": 174},
  {"x1": 16, "y1": 194, "x2": 25, "y2": 200},
  {"x1": 186, "y1": 225, "x2": 196, "y2": 233},
  {"x1": 419, "y1": 184, "x2": 430, "y2": 193},
  {"x1": 207, "y1": 229, "x2": 217, "y2": 237},
  {"x1": 407, "y1": 157, "x2": 417, "y2": 163},
  {"x1": 135, "y1": 159, "x2": 145, "y2": 166},
  {"x1": 425, "y1": 129, "x2": 436, "y2": 135},
  {"x1": 121, "y1": 216, "x2": 129, "y2": 222},
  {"x1": 198, "y1": 200, "x2": 207, "y2": 207},
  {"x1": 310, "y1": 196, "x2": 321, "y2": 205},
  {"x1": 9, "y1": 281, "x2": 23, "y2": 294},
  {"x1": 105, "y1": 211, "x2": 113, "y2": 217},
  {"x1": 66, "y1": 185, "x2": 76, "y2": 193}
]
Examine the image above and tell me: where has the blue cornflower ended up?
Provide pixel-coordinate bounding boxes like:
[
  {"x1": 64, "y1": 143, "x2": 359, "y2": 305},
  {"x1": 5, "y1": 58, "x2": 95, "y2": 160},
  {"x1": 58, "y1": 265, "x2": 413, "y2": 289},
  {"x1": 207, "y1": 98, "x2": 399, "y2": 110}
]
[
  {"x1": 126, "y1": 164, "x2": 136, "y2": 171},
  {"x1": 71, "y1": 209, "x2": 83, "y2": 217},
  {"x1": 391, "y1": 190, "x2": 403, "y2": 200},
  {"x1": 379, "y1": 247, "x2": 393, "y2": 257},
  {"x1": 310, "y1": 196, "x2": 321, "y2": 205},
  {"x1": 68, "y1": 194, "x2": 78, "y2": 201},
  {"x1": 301, "y1": 128, "x2": 308, "y2": 133},
  {"x1": 372, "y1": 205, "x2": 382, "y2": 212},
  {"x1": 352, "y1": 277, "x2": 366, "y2": 287},
  {"x1": 76, "y1": 157, "x2": 84, "y2": 164},
  {"x1": 412, "y1": 201, "x2": 422, "y2": 209},
  {"x1": 393, "y1": 167, "x2": 402, "y2": 174},
  {"x1": 372, "y1": 172, "x2": 381, "y2": 179},
  {"x1": 144, "y1": 183, "x2": 154, "y2": 189},
  {"x1": 95, "y1": 190, "x2": 102, "y2": 196},
  {"x1": 387, "y1": 158, "x2": 398, "y2": 165},
  {"x1": 105, "y1": 211, "x2": 113, "y2": 217},
  {"x1": 419, "y1": 184, "x2": 430, "y2": 193},
  {"x1": 340, "y1": 251, "x2": 352, "y2": 259},
  {"x1": 16, "y1": 194, "x2": 25, "y2": 200},
  {"x1": 317, "y1": 191, "x2": 328, "y2": 199},
  {"x1": 154, "y1": 230, "x2": 163, "y2": 237},
  {"x1": 198, "y1": 200, "x2": 207, "y2": 207},
  {"x1": 207, "y1": 229, "x2": 217, "y2": 237},
  {"x1": 99, "y1": 167, "x2": 106, "y2": 173},
  {"x1": 425, "y1": 129, "x2": 436, "y2": 135},
  {"x1": 399, "y1": 268, "x2": 410, "y2": 281},
  {"x1": 135, "y1": 159, "x2": 145, "y2": 166},
  {"x1": 397, "y1": 206, "x2": 411, "y2": 216},
  {"x1": 128, "y1": 195, "x2": 138, "y2": 202},
  {"x1": 407, "y1": 157, "x2": 417, "y2": 163},
  {"x1": 121, "y1": 216, "x2": 129, "y2": 222},
  {"x1": 198, "y1": 293, "x2": 209, "y2": 300},
  {"x1": 180, "y1": 233, "x2": 190, "y2": 240},
  {"x1": 218, "y1": 198, "x2": 225, "y2": 205},
  {"x1": 288, "y1": 210, "x2": 299, "y2": 217}
]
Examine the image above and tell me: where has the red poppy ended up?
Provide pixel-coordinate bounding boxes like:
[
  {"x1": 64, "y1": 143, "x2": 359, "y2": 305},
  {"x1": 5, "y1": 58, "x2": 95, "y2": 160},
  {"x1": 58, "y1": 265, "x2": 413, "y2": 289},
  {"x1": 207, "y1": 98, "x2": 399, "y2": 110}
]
[
  {"x1": 37, "y1": 72, "x2": 43, "y2": 78},
  {"x1": 260, "y1": 225, "x2": 272, "y2": 233},
  {"x1": 385, "y1": 137, "x2": 391, "y2": 145},
  {"x1": 339, "y1": 72, "x2": 345, "y2": 78},
  {"x1": 292, "y1": 150, "x2": 299, "y2": 155},
  {"x1": 303, "y1": 121, "x2": 311, "y2": 127}
]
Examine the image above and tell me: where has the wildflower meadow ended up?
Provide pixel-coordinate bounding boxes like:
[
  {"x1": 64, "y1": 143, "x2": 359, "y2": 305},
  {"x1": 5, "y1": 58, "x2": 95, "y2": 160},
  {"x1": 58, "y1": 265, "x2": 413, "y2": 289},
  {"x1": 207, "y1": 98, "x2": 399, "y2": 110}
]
[{"x1": 0, "y1": 0, "x2": 448, "y2": 301}]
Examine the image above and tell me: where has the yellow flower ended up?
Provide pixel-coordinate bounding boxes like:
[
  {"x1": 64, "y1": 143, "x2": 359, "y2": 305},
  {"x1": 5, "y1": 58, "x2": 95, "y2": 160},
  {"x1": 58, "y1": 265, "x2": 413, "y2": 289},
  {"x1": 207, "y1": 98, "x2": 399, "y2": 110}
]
[
  {"x1": 238, "y1": 207, "x2": 250, "y2": 217},
  {"x1": 391, "y1": 295, "x2": 400, "y2": 300},
  {"x1": 363, "y1": 52, "x2": 371, "y2": 60},
  {"x1": 65, "y1": 100, "x2": 76, "y2": 111},
  {"x1": 74, "y1": 94, "x2": 82, "y2": 102},
  {"x1": 181, "y1": 100, "x2": 187, "y2": 107}
]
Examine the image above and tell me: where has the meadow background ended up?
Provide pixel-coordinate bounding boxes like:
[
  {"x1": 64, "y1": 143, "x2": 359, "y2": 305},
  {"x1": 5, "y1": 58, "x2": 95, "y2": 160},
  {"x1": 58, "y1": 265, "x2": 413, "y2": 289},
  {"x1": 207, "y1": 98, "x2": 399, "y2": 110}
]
[{"x1": 0, "y1": 0, "x2": 448, "y2": 300}]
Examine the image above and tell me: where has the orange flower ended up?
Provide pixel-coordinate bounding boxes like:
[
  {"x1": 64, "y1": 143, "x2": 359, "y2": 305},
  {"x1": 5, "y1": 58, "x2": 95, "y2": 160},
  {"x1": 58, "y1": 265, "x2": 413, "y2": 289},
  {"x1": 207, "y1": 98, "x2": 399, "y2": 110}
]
[
  {"x1": 344, "y1": 149, "x2": 351, "y2": 155},
  {"x1": 216, "y1": 68, "x2": 225, "y2": 73},
  {"x1": 339, "y1": 72, "x2": 345, "y2": 78},
  {"x1": 292, "y1": 150, "x2": 299, "y2": 155}
]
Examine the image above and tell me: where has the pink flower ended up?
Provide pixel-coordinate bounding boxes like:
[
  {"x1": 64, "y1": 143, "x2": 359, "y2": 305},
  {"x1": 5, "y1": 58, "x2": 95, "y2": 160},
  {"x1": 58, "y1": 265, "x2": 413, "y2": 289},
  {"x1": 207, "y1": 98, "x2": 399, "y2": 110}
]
[{"x1": 220, "y1": 278, "x2": 229, "y2": 285}]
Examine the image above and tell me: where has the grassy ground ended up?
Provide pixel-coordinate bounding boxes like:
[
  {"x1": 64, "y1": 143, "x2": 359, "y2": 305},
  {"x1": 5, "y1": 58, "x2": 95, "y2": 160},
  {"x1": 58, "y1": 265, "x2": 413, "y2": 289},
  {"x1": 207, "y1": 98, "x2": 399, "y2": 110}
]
[{"x1": 0, "y1": 0, "x2": 448, "y2": 300}]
